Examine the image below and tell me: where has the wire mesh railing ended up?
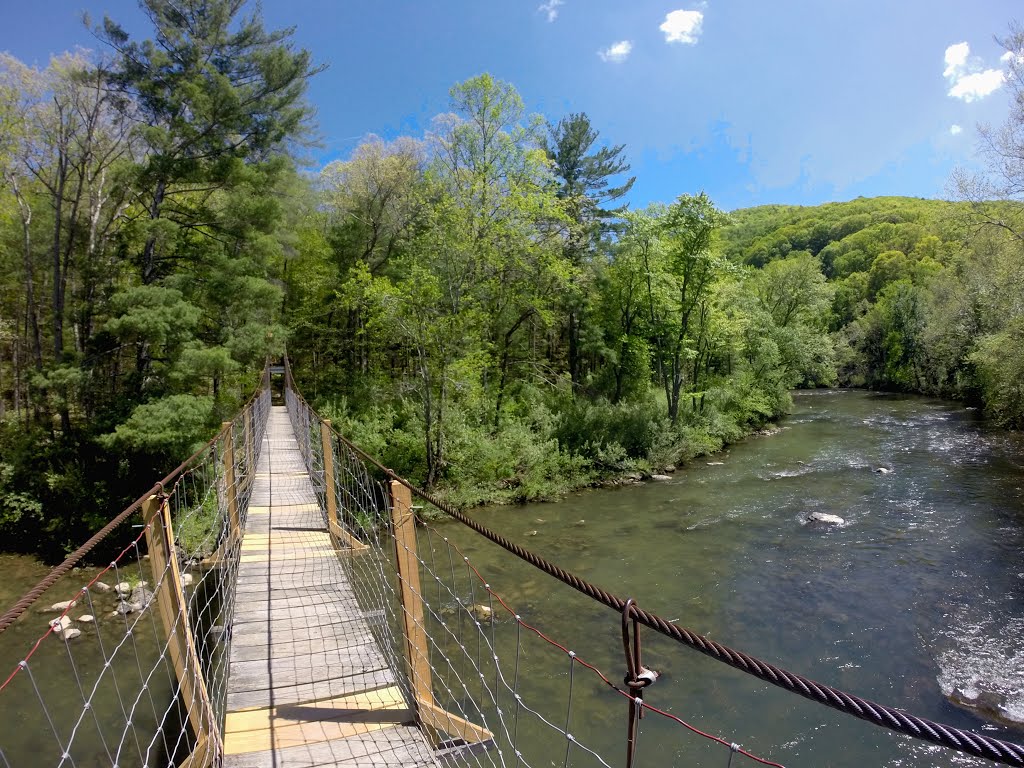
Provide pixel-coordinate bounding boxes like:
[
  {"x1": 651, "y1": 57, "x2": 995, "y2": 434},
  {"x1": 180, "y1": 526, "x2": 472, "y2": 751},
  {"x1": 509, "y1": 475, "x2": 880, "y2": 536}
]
[{"x1": 0, "y1": 368, "x2": 271, "y2": 768}]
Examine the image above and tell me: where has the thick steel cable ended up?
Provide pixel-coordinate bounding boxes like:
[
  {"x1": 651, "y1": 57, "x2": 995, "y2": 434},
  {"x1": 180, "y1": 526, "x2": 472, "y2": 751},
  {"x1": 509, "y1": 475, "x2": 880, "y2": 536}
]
[
  {"x1": 281, "y1": 361, "x2": 1024, "y2": 767},
  {"x1": 0, "y1": 367, "x2": 270, "y2": 635}
]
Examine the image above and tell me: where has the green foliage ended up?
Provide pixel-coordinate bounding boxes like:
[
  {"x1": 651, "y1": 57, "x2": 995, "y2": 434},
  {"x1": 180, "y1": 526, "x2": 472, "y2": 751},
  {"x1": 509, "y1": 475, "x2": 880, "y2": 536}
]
[{"x1": 99, "y1": 395, "x2": 215, "y2": 457}]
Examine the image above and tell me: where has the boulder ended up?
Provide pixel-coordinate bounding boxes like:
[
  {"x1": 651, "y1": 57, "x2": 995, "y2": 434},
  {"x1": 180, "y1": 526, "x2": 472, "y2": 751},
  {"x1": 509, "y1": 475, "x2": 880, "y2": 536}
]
[
  {"x1": 48, "y1": 599, "x2": 76, "y2": 612},
  {"x1": 115, "y1": 601, "x2": 135, "y2": 615},
  {"x1": 114, "y1": 582, "x2": 132, "y2": 597},
  {"x1": 946, "y1": 687, "x2": 1024, "y2": 726},
  {"x1": 49, "y1": 616, "x2": 72, "y2": 634},
  {"x1": 92, "y1": 581, "x2": 112, "y2": 593},
  {"x1": 62, "y1": 628, "x2": 82, "y2": 641},
  {"x1": 806, "y1": 511, "x2": 845, "y2": 526},
  {"x1": 663, "y1": 465, "x2": 677, "y2": 473},
  {"x1": 706, "y1": 461, "x2": 725, "y2": 466},
  {"x1": 77, "y1": 614, "x2": 95, "y2": 624},
  {"x1": 129, "y1": 585, "x2": 154, "y2": 610},
  {"x1": 469, "y1": 603, "x2": 493, "y2": 623},
  {"x1": 874, "y1": 467, "x2": 892, "y2": 475},
  {"x1": 650, "y1": 474, "x2": 672, "y2": 481}
]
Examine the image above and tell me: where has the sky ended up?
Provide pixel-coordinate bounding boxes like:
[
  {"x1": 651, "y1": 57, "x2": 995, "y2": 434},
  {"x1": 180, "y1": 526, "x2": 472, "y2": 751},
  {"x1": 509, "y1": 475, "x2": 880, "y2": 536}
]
[{"x1": 2, "y1": 0, "x2": 1020, "y2": 211}]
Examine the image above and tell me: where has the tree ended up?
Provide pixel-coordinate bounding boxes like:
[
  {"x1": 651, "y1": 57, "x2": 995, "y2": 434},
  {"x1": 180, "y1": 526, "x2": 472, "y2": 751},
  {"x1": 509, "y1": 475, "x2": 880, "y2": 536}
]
[{"x1": 545, "y1": 112, "x2": 635, "y2": 386}]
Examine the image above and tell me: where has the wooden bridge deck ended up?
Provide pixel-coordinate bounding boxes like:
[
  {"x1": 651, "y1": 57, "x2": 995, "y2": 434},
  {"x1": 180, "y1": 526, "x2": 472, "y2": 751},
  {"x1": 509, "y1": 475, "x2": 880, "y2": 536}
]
[{"x1": 223, "y1": 406, "x2": 437, "y2": 767}]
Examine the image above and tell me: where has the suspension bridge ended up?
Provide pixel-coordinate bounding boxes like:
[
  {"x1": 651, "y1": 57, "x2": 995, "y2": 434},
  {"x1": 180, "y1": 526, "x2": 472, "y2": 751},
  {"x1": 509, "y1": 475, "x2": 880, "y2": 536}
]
[{"x1": 1, "y1": 362, "x2": 1023, "y2": 768}]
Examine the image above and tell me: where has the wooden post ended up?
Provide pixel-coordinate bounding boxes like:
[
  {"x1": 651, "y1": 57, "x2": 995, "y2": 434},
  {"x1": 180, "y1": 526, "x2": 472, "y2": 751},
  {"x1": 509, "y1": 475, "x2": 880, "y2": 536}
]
[
  {"x1": 390, "y1": 480, "x2": 435, "y2": 710},
  {"x1": 243, "y1": 407, "x2": 253, "y2": 494},
  {"x1": 222, "y1": 422, "x2": 239, "y2": 541},
  {"x1": 322, "y1": 421, "x2": 368, "y2": 553},
  {"x1": 143, "y1": 495, "x2": 220, "y2": 766},
  {"x1": 390, "y1": 480, "x2": 492, "y2": 749},
  {"x1": 321, "y1": 420, "x2": 339, "y2": 534}
]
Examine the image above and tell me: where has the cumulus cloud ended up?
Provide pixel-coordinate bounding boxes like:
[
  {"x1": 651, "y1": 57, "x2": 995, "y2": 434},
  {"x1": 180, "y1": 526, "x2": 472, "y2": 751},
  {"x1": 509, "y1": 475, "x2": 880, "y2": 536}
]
[
  {"x1": 538, "y1": 0, "x2": 563, "y2": 23},
  {"x1": 950, "y1": 124, "x2": 962, "y2": 135},
  {"x1": 598, "y1": 40, "x2": 632, "y2": 63},
  {"x1": 949, "y1": 69, "x2": 1005, "y2": 102},
  {"x1": 660, "y1": 9, "x2": 704, "y2": 44},
  {"x1": 943, "y1": 41, "x2": 1005, "y2": 102},
  {"x1": 943, "y1": 42, "x2": 970, "y2": 79}
]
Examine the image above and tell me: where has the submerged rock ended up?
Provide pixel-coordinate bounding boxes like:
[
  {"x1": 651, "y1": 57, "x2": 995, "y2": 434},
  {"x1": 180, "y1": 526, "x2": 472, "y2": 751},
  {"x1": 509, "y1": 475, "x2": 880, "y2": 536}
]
[
  {"x1": 706, "y1": 461, "x2": 725, "y2": 466},
  {"x1": 948, "y1": 687, "x2": 1024, "y2": 726},
  {"x1": 874, "y1": 467, "x2": 892, "y2": 475},
  {"x1": 92, "y1": 581, "x2": 112, "y2": 594},
  {"x1": 469, "y1": 603, "x2": 493, "y2": 623},
  {"x1": 650, "y1": 474, "x2": 672, "y2": 481},
  {"x1": 806, "y1": 511, "x2": 845, "y2": 526}
]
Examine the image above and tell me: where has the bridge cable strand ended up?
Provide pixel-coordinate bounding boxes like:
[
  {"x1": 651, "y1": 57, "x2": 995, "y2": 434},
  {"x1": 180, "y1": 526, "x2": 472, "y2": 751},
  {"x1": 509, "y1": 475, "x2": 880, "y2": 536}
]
[{"x1": 281, "y1": 360, "x2": 1024, "y2": 768}]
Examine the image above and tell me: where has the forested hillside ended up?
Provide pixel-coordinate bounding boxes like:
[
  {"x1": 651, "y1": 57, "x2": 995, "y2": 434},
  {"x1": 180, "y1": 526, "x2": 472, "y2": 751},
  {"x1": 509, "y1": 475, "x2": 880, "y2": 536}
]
[
  {"x1": 1, "y1": 1, "x2": 1022, "y2": 557},
  {"x1": 723, "y1": 196, "x2": 1024, "y2": 422}
]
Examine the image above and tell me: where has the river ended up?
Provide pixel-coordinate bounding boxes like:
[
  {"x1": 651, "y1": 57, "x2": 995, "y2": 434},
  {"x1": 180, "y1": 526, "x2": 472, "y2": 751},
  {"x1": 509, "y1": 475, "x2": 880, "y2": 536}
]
[
  {"x1": 429, "y1": 390, "x2": 1024, "y2": 767},
  {"x1": 1, "y1": 390, "x2": 1023, "y2": 767}
]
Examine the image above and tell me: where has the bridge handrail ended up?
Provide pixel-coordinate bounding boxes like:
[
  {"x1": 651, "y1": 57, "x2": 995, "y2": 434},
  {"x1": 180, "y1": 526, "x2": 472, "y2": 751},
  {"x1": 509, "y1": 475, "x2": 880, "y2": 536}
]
[
  {"x1": 0, "y1": 364, "x2": 271, "y2": 635},
  {"x1": 284, "y1": 356, "x2": 1024, "y2": 767}
]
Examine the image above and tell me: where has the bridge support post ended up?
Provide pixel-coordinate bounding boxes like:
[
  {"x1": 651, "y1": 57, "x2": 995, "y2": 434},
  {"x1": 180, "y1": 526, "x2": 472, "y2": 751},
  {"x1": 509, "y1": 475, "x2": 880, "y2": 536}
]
[
  {"x1": 323, "y1": 420, "x2": 368, "y2": 552},
  {"x1": 222, "y1": 422, "x2": 240, "y2": 541},
  {"x1": 143, "y1": 494, "x2": 221, "y2": 767},
  {"x1": 390, "y1": 481, "x2": 493, "y2": 750},
  {"x1": 243, "y1": 407, "x2": 253, "y2": 496}
]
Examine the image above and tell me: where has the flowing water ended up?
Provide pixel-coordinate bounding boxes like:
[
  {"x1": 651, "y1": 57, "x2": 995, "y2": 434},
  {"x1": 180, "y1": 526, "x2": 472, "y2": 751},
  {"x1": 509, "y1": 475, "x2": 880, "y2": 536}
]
[
  {"x1": 430, "y1": 390, "x2": 1024, "y2": 767},
  {"x1": 1, "y1": 390, "x2": 1023, "y2": 767}
]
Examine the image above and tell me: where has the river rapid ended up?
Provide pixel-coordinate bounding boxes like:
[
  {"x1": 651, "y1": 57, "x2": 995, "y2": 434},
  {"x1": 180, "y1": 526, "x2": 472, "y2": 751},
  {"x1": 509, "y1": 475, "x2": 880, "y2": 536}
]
[{"x1": 1, "y1": 390, "x2": 1022, "y2": 767}]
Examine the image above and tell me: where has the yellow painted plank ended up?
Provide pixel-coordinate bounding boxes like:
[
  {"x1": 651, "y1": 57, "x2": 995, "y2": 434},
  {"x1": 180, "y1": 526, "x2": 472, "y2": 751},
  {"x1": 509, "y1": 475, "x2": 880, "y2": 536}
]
[
  {"x1": 223, "y1": 686, "x2": 412, "y2": 755},
  {"x1": 239, "y1": 550, "x2": 337, "y2": 563}
]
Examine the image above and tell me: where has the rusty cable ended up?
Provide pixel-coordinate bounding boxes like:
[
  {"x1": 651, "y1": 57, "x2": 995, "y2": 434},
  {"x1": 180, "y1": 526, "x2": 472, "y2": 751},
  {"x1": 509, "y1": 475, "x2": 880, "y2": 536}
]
[{"x1": 289, "y1": 370, "x2": 1024, "y2": 767}]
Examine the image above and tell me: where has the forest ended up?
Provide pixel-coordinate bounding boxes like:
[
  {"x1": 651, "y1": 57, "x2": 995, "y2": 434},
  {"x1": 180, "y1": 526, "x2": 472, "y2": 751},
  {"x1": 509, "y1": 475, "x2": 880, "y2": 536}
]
[{"x1": 1, "y1": 1, "x2": 1023, "y2": 557}]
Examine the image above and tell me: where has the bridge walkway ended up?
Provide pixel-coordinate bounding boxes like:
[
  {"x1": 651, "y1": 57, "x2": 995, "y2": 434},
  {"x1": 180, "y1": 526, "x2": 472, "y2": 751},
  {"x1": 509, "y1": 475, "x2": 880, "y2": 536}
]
[{"x1": 222, "y1": 405, "x2": 437, "y2": 767}]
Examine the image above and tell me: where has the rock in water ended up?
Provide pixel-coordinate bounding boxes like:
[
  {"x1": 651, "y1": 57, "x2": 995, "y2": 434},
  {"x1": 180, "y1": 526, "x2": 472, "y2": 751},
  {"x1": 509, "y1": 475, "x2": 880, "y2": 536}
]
[
  {"x1": 92, "y1": 581, "x2": 112, "y2": 593},
  {"x1": 77, "y1": 614, "x2": 95, "y2": 624},
  {"x1": 651, "y1": 474, "x2": 672, "y2": 481},
  {"x1": 806, "y1": 511, "x2": 845, "y2": 526},
  {"x1": 875, "y1": 467, "x2": 892, "y2": 474},
  {"x1": 114, "y1": 582, "x2": 131, "y2": 597},
  {"x1": 470, "y1": 603, "x2": 493, "y2": 623},
  {"x1": 48, "y1": 599, "x2": 76, "y2": 612},
  {"x1": 49, "y1": 616, "x2": 72, "y2": 635},
  {"x1": 62, "y1": 628, "x2": 82, "y2": 641},
  {"x1": 129, "y1": 585, "x2": 154, "y2": 609}
]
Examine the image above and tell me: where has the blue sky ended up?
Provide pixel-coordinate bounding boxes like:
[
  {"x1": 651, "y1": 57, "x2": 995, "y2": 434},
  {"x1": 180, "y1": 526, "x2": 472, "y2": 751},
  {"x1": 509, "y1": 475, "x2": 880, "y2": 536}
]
[{"x1": 3, "y1": 1, "x2": 1020, "y2": 211}]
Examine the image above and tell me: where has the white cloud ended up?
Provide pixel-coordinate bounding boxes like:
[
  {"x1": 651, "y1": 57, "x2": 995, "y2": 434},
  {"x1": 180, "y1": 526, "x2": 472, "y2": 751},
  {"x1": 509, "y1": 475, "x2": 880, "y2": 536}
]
[
  {"x1": 598, "y1": 40, "x2": 632, "y2": 63},
  {"x1": 950, "y1": 124, "x2": 962, "y2": 135},
  {"x1": 943, "y1": 42, "x2": 970, "y2": 79},
  {"x1": 943, "y1": 41, "x2": 1005, "y2": 102},
  {"x1": 660, "y1": 9, "x2": 704, "y2": 45},
  {"x1": 538, "y1": 0, "x2": 563, "y2": 23},
  {"x1": 949, "y1": 69, "x2": 1005, "y2": 102}
]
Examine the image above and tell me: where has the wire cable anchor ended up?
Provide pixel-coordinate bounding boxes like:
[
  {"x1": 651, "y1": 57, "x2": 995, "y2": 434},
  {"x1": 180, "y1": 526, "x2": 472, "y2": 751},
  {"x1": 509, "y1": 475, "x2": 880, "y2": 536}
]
[{"x1": 622, "y1": 598, "x2": 659, "y2": 768}]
